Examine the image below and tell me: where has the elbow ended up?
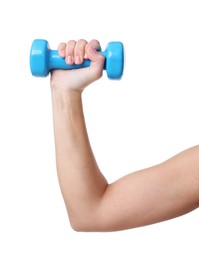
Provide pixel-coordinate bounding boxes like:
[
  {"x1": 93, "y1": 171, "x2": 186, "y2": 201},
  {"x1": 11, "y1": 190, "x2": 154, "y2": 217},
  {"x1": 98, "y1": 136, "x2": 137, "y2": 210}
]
[
  {"x1": 70, "y1": 223, "x2": 83, "y2": 232},
  {"x1": 69, "y1": 217, "x2": 88, "y2": 232},
  {"x1": 69, "y1": 219, "x2": 96, "y2": 232},
  {"x1": 68, "y1": 216, "x2": 84, "y2": 232},
  {"x1": 68, "y1": 214, "x2": 104, "y2": 232}
]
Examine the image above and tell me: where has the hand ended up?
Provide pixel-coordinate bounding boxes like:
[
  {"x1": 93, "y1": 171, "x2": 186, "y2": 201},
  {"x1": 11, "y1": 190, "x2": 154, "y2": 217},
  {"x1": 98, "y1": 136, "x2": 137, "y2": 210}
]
[{"x1": 50, "y1": 39, "x2": 105, "y2": 93}]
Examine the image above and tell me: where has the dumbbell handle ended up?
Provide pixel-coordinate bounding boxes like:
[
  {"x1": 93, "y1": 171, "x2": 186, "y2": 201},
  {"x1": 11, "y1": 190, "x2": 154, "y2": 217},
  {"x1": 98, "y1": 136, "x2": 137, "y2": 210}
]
[{"x1": 48, "y1": 50, "x2": 106, "y2": 70}]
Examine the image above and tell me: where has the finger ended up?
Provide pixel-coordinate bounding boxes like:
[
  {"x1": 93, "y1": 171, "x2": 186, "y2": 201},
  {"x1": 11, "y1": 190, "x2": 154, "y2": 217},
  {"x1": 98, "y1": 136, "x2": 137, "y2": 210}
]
[
  {"x1": 84, "y1": 40, "x2": 101, "y2": 59},
  {"x1": 74, "y1": 39, "x2": 87, "y2": 65},
  {"x1": 84, "y1": 40, "x2": 105, "y2": 81},
  {"x1": 84, "y1": 43, "x2": 88, "y2": 59},
  {"x1": 58, "y1": 42, "x2": 66, "y2": 58},
  {"x1": 86, "y1": 39, "x2": 103, "y2": 62},
  {"x1": 65, "y1": 40, "x2": 76, "y2": 65}
]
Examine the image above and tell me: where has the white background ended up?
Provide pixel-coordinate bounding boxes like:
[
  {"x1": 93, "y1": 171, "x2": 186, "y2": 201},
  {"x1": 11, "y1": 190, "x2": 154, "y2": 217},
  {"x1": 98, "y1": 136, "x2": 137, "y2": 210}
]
[{"x1": 0, "y1": 0, "x2": 199, "y2": 259}]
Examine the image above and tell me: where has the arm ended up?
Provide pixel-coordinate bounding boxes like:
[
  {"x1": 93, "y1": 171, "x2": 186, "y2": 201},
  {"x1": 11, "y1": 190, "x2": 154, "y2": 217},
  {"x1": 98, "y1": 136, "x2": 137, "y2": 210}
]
[{"x1": 51, "y1": 39, "x2": 199, "y2": 232}]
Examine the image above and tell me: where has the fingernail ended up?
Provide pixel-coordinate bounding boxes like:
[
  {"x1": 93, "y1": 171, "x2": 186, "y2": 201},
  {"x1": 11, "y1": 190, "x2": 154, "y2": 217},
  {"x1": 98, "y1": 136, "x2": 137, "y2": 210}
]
[
  {"x1": 89, "y1": 47, "x2": 97, "y2": 54},
  {"x1": 75, "y1": 56, "x2": 81, "y2": 64},
  {"x1": 61, "y1": 50, "x2": 65, "y2": 57},
  {"x1": 67, "y1": 55, "x2": 73, "y2": 64}
]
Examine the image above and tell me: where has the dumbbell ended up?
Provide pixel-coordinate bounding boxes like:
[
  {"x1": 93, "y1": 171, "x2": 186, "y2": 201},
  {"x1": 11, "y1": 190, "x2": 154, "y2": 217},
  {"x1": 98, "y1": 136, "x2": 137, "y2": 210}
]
[{"x1": 30, "y1": 39, "x2": 124, "y2": 80}]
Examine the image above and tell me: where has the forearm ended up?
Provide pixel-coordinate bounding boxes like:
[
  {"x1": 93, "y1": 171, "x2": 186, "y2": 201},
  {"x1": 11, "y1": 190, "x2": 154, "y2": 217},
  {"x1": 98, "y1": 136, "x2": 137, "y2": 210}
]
[{"x1": 51, "y1": 88, "x2": 108, "y2": 229}]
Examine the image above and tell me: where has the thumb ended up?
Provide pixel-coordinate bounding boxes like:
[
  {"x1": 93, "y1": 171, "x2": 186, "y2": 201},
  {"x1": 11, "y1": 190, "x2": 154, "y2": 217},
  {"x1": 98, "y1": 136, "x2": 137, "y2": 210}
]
[{"x1": 86, "y1": 40, "x2": 105, "y2": 77}]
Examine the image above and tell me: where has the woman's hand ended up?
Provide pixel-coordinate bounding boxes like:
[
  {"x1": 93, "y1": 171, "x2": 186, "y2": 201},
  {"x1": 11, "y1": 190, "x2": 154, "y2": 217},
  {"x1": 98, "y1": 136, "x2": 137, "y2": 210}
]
[{"x1": 50, "y1": 39, "x2": 105, "y2": 93}]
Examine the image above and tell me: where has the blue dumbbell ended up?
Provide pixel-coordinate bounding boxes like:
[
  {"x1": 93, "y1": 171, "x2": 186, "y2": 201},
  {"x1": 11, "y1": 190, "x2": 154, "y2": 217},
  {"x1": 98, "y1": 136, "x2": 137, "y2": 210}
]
[{"x1": 30, "y1": 39, "x2": 124, "y2": 80}]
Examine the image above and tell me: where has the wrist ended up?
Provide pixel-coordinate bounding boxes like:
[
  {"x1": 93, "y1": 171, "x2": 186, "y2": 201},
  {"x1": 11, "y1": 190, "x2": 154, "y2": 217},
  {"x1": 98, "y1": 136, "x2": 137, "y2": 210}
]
[
  {"x1": 51, "y1": 87, "x2": 82, "y2": 110},
  {"x1": 50, "y1": 71, "x2": 87, "y2": 94}
]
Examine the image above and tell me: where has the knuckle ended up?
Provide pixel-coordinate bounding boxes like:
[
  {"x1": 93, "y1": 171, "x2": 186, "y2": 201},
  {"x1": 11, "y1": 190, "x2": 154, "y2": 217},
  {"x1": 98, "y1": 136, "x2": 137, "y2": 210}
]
[
  {"x1": 75, "y1": 39, "x2": 87, "y2": 58},
  {"x1": 58, "y1": 42, "x2": 66, "y2": 56},
  {"x1": 90, "y1": 39, "x2": 100, "y2": 48},
  {"x1": 58, "y1": 42, "x2": 66, "y2": 49},
  {"x1": 77, "y1": 39, "x2": 87, "y2": 46},
  {"x1": 67, "y1": 40, "x2": 76, "y2": 46},
  {"x1": 66, "y1": 40, "x2": 76, "y2": 56}
]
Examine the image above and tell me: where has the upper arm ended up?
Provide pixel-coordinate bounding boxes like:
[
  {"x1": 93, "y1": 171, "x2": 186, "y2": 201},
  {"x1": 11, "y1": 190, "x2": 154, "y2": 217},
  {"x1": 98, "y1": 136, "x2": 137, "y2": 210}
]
[{"x1": 96, "y1": 146, "x2": 199, "y2": 232}]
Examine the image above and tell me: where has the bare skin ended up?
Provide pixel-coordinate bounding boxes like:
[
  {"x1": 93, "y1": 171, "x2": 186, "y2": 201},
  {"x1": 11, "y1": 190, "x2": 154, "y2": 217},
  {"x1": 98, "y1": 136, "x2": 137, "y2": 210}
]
[{"x1": 50, "y1": 39, "x2": 199, "y2": 232}]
